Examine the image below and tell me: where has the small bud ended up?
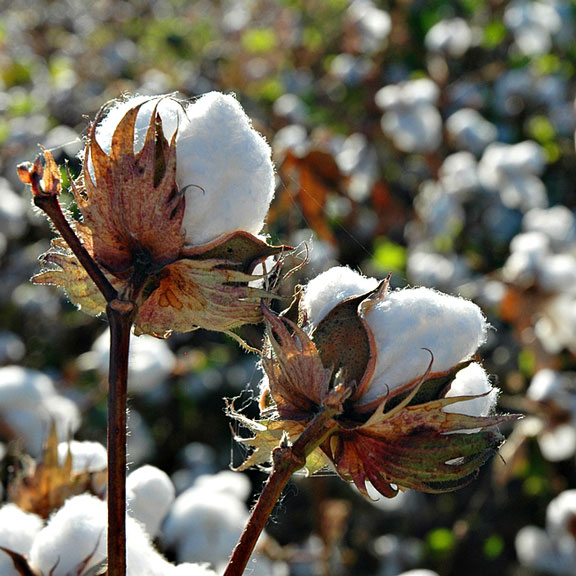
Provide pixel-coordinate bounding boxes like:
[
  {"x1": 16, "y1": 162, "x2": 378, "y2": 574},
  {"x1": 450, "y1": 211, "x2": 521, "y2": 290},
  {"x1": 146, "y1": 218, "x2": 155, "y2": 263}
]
[{"x1": 17, "y1": 148, "x2": 61, "y2": 198}]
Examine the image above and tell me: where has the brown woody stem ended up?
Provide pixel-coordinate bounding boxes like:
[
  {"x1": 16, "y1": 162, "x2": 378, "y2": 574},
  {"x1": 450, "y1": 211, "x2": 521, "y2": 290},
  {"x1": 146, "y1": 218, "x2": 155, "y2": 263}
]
[
  {"x1": 223, "y1": 386, "x2": 346, "y2": 576},
  {"x1": 33, "y1": 195, "x2": 118, "y2": 303},
  {"x1": 106, "y1": 300, "x2": 135, "y2": 576}
]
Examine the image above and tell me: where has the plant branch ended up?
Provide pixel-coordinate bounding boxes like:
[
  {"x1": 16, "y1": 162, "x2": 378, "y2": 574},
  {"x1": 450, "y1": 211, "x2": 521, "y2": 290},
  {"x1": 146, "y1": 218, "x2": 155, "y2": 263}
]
[
  {"x1": 34, "y1": 195, "x2": 118, "y2": 303},
  {"x1": 223, "y1": 384, "x2": 348, "y2": 576},
  {"x1": 106, "y1": 299, "x2": 135, "y2": 576}
]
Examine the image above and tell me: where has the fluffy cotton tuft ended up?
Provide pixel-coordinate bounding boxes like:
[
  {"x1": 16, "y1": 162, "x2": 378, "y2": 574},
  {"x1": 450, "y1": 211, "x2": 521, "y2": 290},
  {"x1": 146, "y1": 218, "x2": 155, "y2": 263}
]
[
  {"x1": 301, "y1": 266, "x2": 379, "y2": 327},
  {"x1": 443, "y1": 363, "x2": 499, "y2": 417},
  {"x1": 0, "y1": 504, "x2": 44, "y2": 575},
  {"x1": 58, "y1": 440, "x2": 108, "y2": 473},
  {"x1": 177, "y1": 92, "x2": 275, "y2": 246},
  {"x1": 127, "y1": 465, "x2": 176, "y2": 538},
  {"x1": 360, "y1": 286, "x2": 488, "y2": 407}
]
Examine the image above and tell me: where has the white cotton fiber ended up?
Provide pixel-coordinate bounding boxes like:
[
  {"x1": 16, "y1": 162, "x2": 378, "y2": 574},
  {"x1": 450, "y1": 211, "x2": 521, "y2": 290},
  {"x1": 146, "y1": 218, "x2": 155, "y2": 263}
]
[
  {"x1": 0, "y1": 504, "x2": 43, "y2": 575},
  {"x1": 301, "y1": 266, "x2": 379, "y2": 327},
  {"x1": 0, "y1": 366, "x2": 55, "y2": 407},
  {"x1": 177, "y1": 92, "x2": 275, "y2": 246},
  {"x1": 443, "y1": 363, "x2": 499, "y2": 417},
  {"x1": 359, "y1": 287, "x2": 488, "y2": 407},
  {"x1": 127, "y1": 465, "x2": 175, "y2": 538},
  {"x1": 29, "y1": 494, "x2": 108, "y2": 576},
  {"x1": 57, "y1": 440, "x2": 108, "y2": 473}
]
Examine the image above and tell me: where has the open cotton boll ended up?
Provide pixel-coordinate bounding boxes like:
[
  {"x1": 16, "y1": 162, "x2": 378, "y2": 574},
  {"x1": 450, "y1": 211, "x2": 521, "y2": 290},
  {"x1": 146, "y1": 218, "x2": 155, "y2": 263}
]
[
  {"x1": 301, "y1": 266, "x2": 379, "y2": 327},
  {"x1": 192, "y1": 470, "x2": 252, "y2": 502},
  {"x1": 546, "y1": 489, "x2": 576, "y2": 540},
  {"x1": 177, "y1": 92, "x2": 275, "y2": 246},
  {"x1": 171, "y1": 564, "x2": 218, "y2": 576},
  {"x1": 29, "y1": 494, "x2": 108, "y2": 576},
  {"x1": 0, "y1": 504, "x2": 43, "y2": 576},
  {"x1": 443, "y1": 363, "x2": 499, "y2": 417},
  {"x1": 127, "y1": 465, "x2": 175, "y2": 539},
  {"x1": 0, "y1": 365, "x2": 56, "y2": 407},
  {"x1": 425, "y1": 17, "x2": 473, "y2": 57},
  {"x1": 445, "y1": 109, "x2": 498, "y2": 154},
  {"x1": 359, "y1": 287, "x2": 488, "y2": 407}
]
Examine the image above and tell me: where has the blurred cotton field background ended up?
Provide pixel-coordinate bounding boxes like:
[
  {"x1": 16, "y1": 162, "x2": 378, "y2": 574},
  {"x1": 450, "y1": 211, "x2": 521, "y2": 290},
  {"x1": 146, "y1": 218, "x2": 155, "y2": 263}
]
[{"x1": 1, "y1": 1, "x2": 576, "y2": 575}]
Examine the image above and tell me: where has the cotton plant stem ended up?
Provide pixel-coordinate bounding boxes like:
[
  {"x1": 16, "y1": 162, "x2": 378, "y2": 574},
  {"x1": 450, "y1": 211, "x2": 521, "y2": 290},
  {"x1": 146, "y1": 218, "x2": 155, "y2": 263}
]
[
  {"x1": 106, "y1": 300, "x2": 135, "y2": 576},
  {"x1": 223, "y1": 386, "x2": 346, "y2": 576}
]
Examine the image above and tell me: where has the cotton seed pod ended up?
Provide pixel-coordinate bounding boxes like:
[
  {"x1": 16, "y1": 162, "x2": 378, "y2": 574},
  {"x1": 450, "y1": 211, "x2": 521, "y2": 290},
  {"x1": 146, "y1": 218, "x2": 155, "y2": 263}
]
[
  {"x1": 234, "y1": 267, "x2": 517, "y2": 498},
  {"x1": 25, "y1": 93, "x2": 286, "y2": 338}
]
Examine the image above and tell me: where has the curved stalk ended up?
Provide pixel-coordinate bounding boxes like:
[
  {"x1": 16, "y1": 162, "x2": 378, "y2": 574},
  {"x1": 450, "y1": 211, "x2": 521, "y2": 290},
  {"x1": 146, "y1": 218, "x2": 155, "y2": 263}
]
[{"x1": 223, "y1": 385, "x2": 346, "y2": 576}]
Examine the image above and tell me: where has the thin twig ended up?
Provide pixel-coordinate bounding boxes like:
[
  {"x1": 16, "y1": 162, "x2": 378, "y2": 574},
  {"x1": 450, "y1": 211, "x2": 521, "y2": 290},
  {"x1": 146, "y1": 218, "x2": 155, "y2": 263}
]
[
  {"x1": 223, "y1": 385, "x2": 347, "y2": 576},
  {"x1": 34, "y1": 195, "x2": 118, "y2": 303}
]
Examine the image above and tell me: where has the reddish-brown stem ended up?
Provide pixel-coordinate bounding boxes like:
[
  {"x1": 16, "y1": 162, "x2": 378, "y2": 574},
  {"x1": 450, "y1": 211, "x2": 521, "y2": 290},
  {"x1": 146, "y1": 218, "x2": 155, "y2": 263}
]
[
  {"x1": 33, "y1": 195, "x2": 118, "y2": 303},
  {"x1": 106, "y1": 300, "x2": 135, "y2": 576},
  {"x1": 223, "y1": 387, "x2": 346, "y2": 576}
]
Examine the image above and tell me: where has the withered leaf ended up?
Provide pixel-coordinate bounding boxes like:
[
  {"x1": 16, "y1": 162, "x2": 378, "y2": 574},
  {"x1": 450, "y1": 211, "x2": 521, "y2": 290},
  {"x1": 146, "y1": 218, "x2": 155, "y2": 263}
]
[
  {"x1": 78, "y1": 99, "x2": 185, "y2": 276},
  {"x1": 0, "y1": 548, "x2": 37, "y2": 576},
  {"x1": 262, "y1": 307, "x2": 332, "y2": 420},
  {"x1": 135, "y1": 258, "x2": 272, "y2": 337}
]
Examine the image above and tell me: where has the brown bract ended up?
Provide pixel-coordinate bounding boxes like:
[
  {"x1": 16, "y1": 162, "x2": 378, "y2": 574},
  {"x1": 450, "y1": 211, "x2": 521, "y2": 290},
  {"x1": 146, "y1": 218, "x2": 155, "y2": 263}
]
[
  {"x1": 234, "y1": 287, "x2": 519, "y2": 498},
  {"x1": 78, "y1": 100, "x2": 185, "y2": 278}
]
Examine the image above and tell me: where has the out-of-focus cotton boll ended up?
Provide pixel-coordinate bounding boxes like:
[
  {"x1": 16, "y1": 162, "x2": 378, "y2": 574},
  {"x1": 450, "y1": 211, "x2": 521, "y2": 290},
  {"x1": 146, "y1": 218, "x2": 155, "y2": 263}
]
[
  {"x1": 515, "y1": 525, "x2": 573, "y2": 575},
  {"x1": 445, "y1": 109, "x2": 498, "y2": 154},
  {"x1": 0, "y1": 178, "x2": 28, "y2": 240},
  {"x1": 86, "y1": 329, "x2": 176, "y2": 394},
  {"x1": 504, "y1": 0, "x2": 566, "y2": 56},
  {"x1": 0, "y1": 331, "x2": 26, "y2": 363},
  {"x1": 272, "y1": 124, "x2": 308, "y2": 157},
  {"x1": 346, "y1": 0, "x2": 391, "y2": 53},
  {"x1": 406, "y1": 250, "x2": 471, "y2": 293},
  {"x1": 502, "y1": 231, "x2": 550, "y2": 286},
  {"x1": 162, "y1": 473, "x2": 251, "y2": 567},
  {"x1": 57, "y1": 440, "x2": 107, "y2": 473},
  {"x1": 0, "y1": 366, "x2": 80, "y2": 456},
  {"x1": 538, "y1": 254, "x2": 576, "y2": 293},
  {"x1": 273, "y1": 93, "x2": 308, "y2": 124},
  {"x1": 523, "y1": 206, "x2": 576, "y2": 250},
  {"x1": 0, "y1": 504, "x2": 43, "y2": 576},
  {"x1": 335, "y1": 132, "x2": 378, "y2": 202},
  {"x1": 376, "y1": 79, "x2": 442, "y2": 153},
  {"x1": 478, "y1": 142, "x2": 548, "y2": 211},
  {"x1": 425, "y1": 17, "x2": 473, "y2": 57},
  {"x1": 329, "y1": 53, "x2": 372, "y2": 86},
  {"x1": 171, "y1": 564, "x2": 218, "y2": 576},
  {"x1": 414, "y1": 180, "x2": 465, "y2": 238},
  {"x1": 127, "y1": 465, "x2": 175, "y2": 539},
  {"x1": 535, "y1": 293, "x2": 576, "y2": 354},
  {"x1": 396, "y1": 570, "x2": 440, "y2": 576},
  {"x1": 438, "y1": 152, "x2": 481, "y2": 199}
]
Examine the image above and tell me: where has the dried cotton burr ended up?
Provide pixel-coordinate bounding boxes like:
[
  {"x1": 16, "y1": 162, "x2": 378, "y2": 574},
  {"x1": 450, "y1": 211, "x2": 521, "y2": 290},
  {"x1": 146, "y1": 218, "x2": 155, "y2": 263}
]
[
  {"x1": 20, "y1": 92, "x2": 284, "y2": 339},
  {"x1": 235, "y1": 267, "x2": 516, "y2": 498}
]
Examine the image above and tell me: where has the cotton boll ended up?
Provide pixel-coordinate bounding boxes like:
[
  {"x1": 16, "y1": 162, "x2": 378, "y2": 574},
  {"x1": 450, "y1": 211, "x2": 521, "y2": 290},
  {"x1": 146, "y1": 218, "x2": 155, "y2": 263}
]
[
  {"x1": 443, "y1": 363, "x2": 499, "y2": 418},
  {"x1": 30, "y1": 494, "x2": 108, "y2": 576},
  {"x1": 538, "y1": 254, "x2": 576, "y2": 293},
  {"x1": 396, "y1": 570, "x2": 440, "y2": 576},
  {"x1": 0, "y1": 504, "x2": 43, "y2": 575},
  {"x1": 193, "y1": 470, "x2": 252, "y2": 502},
  {"x1": 301, "y1": 266, "x2": 379, "y2": 327},
  {"x1": 381, "y1": 104, "x2": 443, "y2": 153},
  {"x1": 535, "y1": 294, "x2": 576, "y2": 354},
  {"x1": 406, "y1": 250, "x2": 470, "y2": 292},
  {"x1": 177, "y1": 92, "x2": 275, "y2": 246},
  {"x1": 0, "y1": 366, "x2": 56, "y2": 407},
  {"x1": 346, "y1": 0, "x2": 392, "y2": 53},
  {"x1": 171, "y1": 564, "x2": 218, "y2": 576},
  {"x1": 515, "y1": 526, "x2": 567, "y2": 574},
  {"x1": 273, "y1": 93, "x2": 308, "y2": 124},
  {"x1": 57, "y1": 440, "x2": 107, "y2": 473},
  {"x1": 414, "y1": 180, "x2": 465, "y2": 238},
  {"x1": 425, "y1": 17, "x2": 473, "y2": 57},
  {"x1": 127, "y1": 465, "x2": 175, "y2": 538},
  {"x1": 359, "y1": 287, "x2": 488, "y2": 407},
  {"x1": 538, "y1": 425, "x2": 576, "y2": 462},
  {"x1": 272, "y1": 124, "x2": 308, "y2": 157},
  {"x1": 0, "y1": 178, "x2": 28, "y2": 240},
  {"x1": 445, "y1": 109, "x2": 498, "y2": 154}
]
